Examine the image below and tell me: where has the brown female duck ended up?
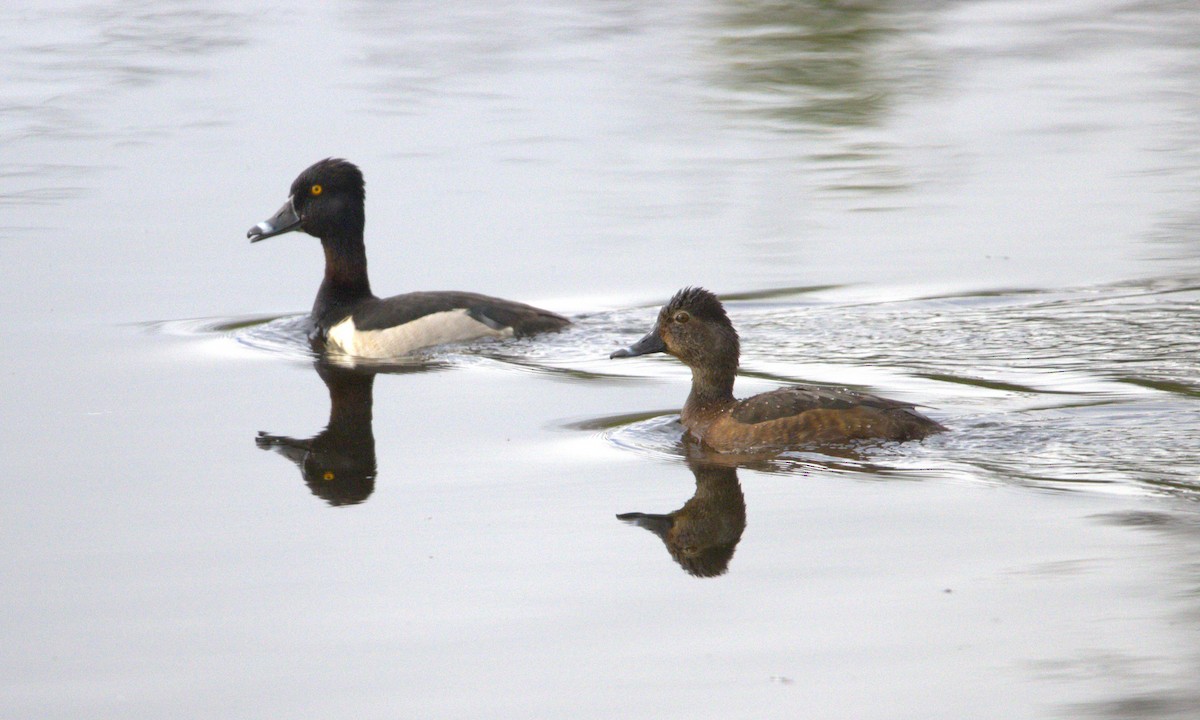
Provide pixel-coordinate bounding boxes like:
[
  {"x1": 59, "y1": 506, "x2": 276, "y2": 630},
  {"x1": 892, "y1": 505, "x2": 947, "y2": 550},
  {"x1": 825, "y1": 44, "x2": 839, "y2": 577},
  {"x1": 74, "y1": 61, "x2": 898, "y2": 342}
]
[{"x1": 610, "y1": 287, "x2": 944, "y2": 452}]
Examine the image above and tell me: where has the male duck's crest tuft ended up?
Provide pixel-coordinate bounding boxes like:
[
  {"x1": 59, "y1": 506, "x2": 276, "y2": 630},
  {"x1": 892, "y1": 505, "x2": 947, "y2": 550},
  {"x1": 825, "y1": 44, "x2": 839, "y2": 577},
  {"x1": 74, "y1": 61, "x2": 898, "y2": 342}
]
[{"x1": 291, "y1": 157, "x2": 365, "y2": 201}]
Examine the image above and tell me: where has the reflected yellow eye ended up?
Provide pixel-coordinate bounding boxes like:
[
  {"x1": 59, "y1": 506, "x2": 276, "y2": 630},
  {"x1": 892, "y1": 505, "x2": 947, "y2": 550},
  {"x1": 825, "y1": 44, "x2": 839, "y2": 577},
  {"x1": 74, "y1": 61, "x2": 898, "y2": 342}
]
[
  {"x1": 322, "y1": 471, "x2": 335, "y2": 481},
  {"x1": 673, "y1": 311, "x2": 690, "y2": 324},
  {"x1": 310, "y1": 184, "x2": 323, "y2": 196}
]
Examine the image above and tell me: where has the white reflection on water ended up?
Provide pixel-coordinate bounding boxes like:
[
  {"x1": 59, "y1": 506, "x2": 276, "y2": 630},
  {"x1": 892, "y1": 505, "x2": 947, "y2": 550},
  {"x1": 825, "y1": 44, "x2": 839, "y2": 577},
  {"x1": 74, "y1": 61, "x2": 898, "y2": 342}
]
[{"x1": 190, "y1": 276, "x2": 1200, "y2": 496}]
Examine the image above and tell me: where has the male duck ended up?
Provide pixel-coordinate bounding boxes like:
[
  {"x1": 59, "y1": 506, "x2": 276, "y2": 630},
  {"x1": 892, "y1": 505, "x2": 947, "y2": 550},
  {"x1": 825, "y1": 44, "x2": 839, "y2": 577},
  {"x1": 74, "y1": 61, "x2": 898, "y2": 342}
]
[
  {"x1": 610, "y1": 287, "x2": 944, "y2": 452},
  {"x1": 248, "y1": 158, "x2": 569, "y2": 358}
]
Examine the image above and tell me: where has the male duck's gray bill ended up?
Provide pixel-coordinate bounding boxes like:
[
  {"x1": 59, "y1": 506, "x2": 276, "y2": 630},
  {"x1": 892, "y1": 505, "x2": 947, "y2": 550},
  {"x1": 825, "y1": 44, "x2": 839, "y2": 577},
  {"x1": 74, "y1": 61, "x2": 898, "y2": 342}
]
[
  {"x1": 247, "y1": 198, "x2": 302, "y2": 242},
  {"x1": 610, "y1": 330, "x2": 667, "y2": 359}
]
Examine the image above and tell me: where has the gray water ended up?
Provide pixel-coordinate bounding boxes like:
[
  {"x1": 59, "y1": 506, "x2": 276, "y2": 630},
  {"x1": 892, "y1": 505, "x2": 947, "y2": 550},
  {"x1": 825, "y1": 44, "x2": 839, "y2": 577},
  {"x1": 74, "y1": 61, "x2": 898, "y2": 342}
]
[{"x1": 3, "y1": 1, "x2": 1200, "y2": 718}]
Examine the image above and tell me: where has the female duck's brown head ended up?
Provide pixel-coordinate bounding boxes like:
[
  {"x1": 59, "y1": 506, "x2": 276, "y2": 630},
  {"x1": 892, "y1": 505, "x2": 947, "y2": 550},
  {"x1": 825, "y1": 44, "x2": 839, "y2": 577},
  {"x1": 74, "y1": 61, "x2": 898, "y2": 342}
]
[{"x1": 611, "y1": 287, "x2": 739, "y2": 375}]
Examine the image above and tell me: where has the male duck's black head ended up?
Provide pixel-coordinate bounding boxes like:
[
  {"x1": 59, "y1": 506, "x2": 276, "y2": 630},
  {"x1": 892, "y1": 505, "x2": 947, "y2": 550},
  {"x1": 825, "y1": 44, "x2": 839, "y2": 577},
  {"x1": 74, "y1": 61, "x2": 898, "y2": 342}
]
[
  {"x1": 248, "y1": 158, "x2": 366, "y2": 243},
  {"x1": 611, "y1": 287, "x2": 740, "y2": 372}
]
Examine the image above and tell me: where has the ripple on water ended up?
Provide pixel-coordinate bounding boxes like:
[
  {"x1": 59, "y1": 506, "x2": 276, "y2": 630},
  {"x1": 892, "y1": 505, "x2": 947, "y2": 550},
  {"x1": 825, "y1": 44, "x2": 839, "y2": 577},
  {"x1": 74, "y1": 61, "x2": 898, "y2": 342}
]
[
  {"x1": 562, "y1": 278, "x2": 1200, "y2": 496},
  {"x1": 148, "y1": 278, "x2": 1200, "y2": 496},
  {"x1": 149, "y1": 313, "x2": 317, "y2": 363}
]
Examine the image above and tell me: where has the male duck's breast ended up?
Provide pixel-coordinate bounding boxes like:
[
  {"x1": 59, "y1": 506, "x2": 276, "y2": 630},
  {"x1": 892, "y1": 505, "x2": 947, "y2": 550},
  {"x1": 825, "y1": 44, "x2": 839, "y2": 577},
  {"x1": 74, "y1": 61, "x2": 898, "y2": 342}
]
[{"x1": 326, "y1": 309, "x2": 513, "y2": 358}]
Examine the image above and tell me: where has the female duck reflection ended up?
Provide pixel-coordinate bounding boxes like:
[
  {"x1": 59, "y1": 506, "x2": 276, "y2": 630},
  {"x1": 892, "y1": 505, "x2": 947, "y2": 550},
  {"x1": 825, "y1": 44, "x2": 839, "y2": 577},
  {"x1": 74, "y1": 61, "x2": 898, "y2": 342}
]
[
  {"x1": 256, "y1": 359, "x2": 436, "y2": 506},
  {"x1": 618, "y1": 450, "x2": 747, "y2": 578}
]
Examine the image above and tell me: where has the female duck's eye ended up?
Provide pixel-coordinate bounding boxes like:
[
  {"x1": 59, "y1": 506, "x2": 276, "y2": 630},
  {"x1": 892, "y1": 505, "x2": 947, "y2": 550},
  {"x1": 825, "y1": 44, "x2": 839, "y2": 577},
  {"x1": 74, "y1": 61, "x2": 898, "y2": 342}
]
[
  {"x1": 674, "y1": 311, "x2": 690, "y2": 324},
  {"x1": 310, "y1": 184, "x2": 323, "y2": 196}
]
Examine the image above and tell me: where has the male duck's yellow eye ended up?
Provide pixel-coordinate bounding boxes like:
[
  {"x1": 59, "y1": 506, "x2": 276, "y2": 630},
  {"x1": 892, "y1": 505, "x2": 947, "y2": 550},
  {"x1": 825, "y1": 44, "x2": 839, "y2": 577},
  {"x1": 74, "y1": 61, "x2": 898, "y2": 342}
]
[
  {"x1": 310, "y1": 184, "x2": 323, "y2": 196},
  {"x1": 322, "y1": 471, "x2": 335, "y2": 481},
  {"x1": 674, "y1": 311, "x2": 690, "y2": 324}
]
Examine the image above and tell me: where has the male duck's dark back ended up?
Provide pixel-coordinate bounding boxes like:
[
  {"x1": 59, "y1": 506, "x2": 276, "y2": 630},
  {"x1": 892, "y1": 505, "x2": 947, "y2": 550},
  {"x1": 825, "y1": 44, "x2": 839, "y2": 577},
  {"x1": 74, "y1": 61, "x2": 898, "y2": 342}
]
[{"x1": 247, "y1": 158, "x2": 568, "y2": 358}]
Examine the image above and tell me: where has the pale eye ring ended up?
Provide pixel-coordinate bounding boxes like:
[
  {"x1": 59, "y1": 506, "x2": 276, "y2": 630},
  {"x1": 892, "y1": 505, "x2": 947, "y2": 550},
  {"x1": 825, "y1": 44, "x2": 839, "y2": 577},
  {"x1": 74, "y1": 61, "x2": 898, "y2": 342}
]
[{"x1": 673, "y1": 311, "x2": 690, "y2": 324}]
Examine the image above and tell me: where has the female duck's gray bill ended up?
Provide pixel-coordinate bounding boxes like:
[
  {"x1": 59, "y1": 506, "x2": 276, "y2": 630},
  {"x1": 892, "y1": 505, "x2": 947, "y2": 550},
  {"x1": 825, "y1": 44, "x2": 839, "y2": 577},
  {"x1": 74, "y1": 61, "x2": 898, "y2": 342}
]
[
  {"x1": 610, "y1": 330, "x2": 667, "y2": 359},
  {"x1": 247, "y1": 198, "x2": 302, "y2": 242}
]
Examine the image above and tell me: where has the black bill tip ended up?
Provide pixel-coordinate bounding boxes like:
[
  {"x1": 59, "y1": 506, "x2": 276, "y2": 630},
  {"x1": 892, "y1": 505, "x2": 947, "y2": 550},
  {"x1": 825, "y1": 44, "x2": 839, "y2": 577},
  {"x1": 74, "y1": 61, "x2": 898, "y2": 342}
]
[
  {"x1": 610, "y1": 330, "x2": 667, "y2": 359},
  {"x1": 247, "y1": 198, "x2": 302, "y2": 243},
  {"x1": 247, "y1": 223, "x2": 271, "y2": 242}
]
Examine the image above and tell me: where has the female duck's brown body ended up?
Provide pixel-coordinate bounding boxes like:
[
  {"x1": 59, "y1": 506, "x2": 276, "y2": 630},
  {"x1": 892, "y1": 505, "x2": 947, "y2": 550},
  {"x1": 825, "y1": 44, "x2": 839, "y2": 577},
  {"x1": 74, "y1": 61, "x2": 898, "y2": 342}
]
[{"x1": 611, "y1": 287, "x2": 944, "y2": 452}]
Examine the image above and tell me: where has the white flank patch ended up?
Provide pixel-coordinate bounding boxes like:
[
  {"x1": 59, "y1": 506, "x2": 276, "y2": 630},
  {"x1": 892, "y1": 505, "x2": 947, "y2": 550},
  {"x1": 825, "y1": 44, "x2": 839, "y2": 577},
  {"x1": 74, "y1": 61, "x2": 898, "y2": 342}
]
[{"x1": 325, "y1": 309, "x2": 513, "y2": 358}]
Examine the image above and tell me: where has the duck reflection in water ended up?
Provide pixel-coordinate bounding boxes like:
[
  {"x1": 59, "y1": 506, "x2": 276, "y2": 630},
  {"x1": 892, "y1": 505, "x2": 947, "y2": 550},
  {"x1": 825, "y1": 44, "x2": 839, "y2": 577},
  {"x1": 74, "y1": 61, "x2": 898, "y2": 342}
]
[
  {"x1": 256, "y1": 360, "x2": 380, "y2": 506},
  {"x1": 618, "y1": 448, "x2": 747, "y2": 578}
]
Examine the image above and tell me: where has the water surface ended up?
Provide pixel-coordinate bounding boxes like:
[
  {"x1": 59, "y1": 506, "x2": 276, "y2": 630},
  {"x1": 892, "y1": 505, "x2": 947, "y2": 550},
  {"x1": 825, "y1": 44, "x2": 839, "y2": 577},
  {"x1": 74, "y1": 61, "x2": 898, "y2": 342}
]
[{"x1": 3, "y1": 1, "x2": 1200, "y2": 718}]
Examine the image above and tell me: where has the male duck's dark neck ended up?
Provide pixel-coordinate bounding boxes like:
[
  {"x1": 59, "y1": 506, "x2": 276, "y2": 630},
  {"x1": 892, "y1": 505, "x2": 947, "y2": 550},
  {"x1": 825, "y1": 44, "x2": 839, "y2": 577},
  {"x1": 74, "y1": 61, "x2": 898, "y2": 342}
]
[{"x1": 312, "y1": 230, "x2": 375, "y2": 330}]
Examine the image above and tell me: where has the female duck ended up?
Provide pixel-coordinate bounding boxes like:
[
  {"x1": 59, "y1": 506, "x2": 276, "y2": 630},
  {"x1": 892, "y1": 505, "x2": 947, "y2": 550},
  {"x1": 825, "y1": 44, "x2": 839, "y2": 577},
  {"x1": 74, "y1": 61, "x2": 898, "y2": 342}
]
[
  {"x1": 610, "y1": 287, "x2": 944, "y2": 452},
  {"x1": 248, "y1": 158, "x2": 569, "y2": 358}
]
